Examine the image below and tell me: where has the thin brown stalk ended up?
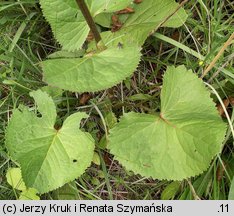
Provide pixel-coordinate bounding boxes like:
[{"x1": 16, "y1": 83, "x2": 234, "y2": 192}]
[
  {"x1": 201, "y1": 32, "x2": 234, "y2": 78},
  {"x1": 75, "y1": 0, "x2": 104, "y2": 48}
]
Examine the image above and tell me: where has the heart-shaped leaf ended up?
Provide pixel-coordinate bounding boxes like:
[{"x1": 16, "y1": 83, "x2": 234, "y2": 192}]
[
  {"x1": 6, "y1": 90, "x2": 95, "y2": 193},
  {"x1": 39, "y1": 0, "x2": 132, "y2": 51},
  {"x1": 109, "y1": 65, "x2": 226, "y2": 180},
  {"x1": 42, "y1": 46, "x2": 141, "y2": 92}
]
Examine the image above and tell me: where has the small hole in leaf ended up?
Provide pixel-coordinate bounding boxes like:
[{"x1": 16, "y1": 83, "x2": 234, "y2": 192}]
[
  {"x1": 36, "y1": 111, "x2": 42, "y2": 118},
  {"x1": 73, "y1": 159, "x2": 78, "y2": 163}
]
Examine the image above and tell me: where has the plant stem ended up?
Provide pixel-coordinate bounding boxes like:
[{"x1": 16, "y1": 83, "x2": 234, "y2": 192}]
[{"x1": 75, "y1": 0, "x2": 105, "y2": 49}]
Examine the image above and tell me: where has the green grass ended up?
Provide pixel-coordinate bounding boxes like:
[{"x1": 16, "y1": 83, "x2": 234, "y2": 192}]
[{"x1": 0, "y1": 0, "x2": 233, "y2": 200}]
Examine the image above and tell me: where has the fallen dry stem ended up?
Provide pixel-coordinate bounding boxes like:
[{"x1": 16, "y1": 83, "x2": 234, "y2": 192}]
[{"x1": 201, "y1": 32, "x2": 234, "y2": 78}]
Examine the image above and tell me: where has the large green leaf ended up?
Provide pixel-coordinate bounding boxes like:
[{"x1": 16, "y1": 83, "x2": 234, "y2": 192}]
[
  {"x1": 5, "y1": 90, "x2": 95, "y2": 193},
  {"x1": 39, "y1": 0, "x2": 132, "y2": 51},
  {"x1": 42, "y1": 46, "x2": 141, "y2": 92},
  {"x1": 95, "y1": 0, "x2": 186, "y2": 29},
  {"x1": 109, "y1": 65, "x2": 226, "y2": 180},
  {"x1": 92, "y1": 0, "x2": 187, "y2": 48},
  {"x1": 86, "y1": 0, "x2": 133, "y2": 16},
  {"x1": 40, "y1": 0, "x2": 87, "y2": 51}
]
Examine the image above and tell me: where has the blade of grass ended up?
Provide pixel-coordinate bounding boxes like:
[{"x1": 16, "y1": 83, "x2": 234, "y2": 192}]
[{"x1": 153, "y1": 32, "x2": 234, "y2": 79}]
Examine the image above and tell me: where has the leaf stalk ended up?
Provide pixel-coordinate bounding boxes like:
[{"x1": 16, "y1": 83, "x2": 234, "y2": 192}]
[{"x1": 75, "y1": 0, "x2": 106, "y2": 50}]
